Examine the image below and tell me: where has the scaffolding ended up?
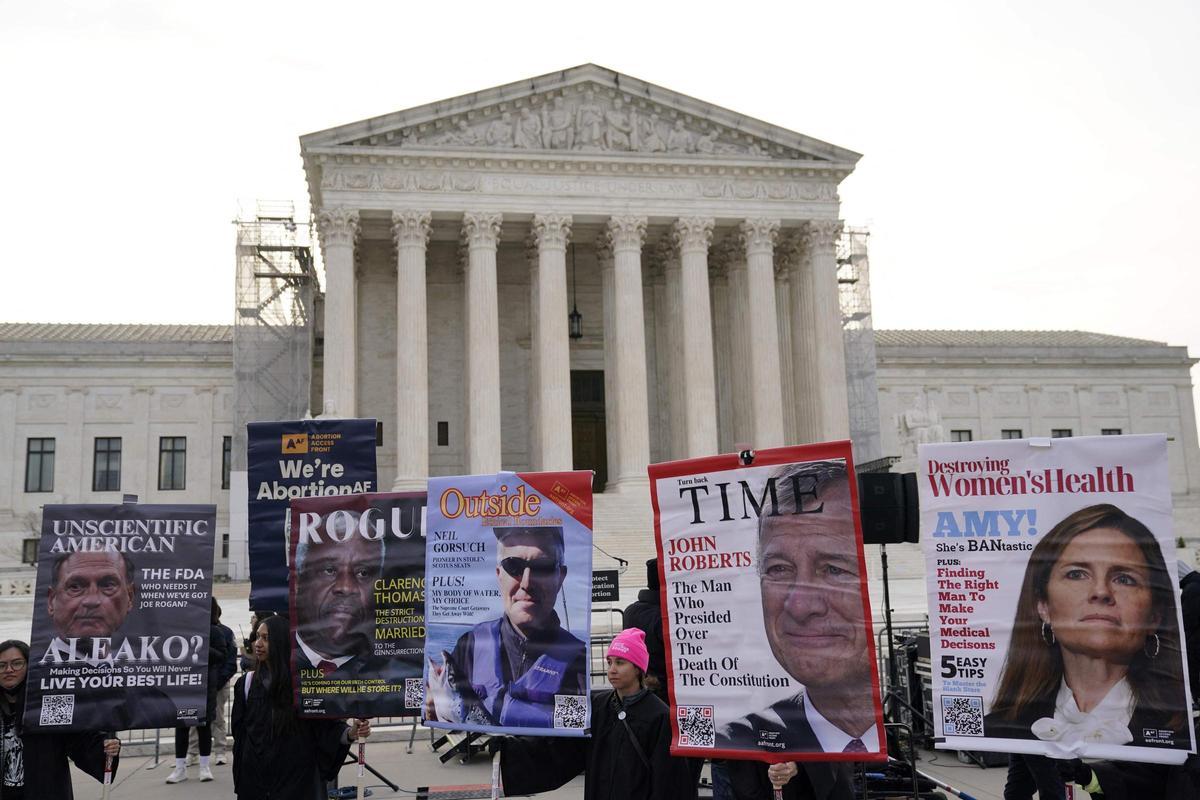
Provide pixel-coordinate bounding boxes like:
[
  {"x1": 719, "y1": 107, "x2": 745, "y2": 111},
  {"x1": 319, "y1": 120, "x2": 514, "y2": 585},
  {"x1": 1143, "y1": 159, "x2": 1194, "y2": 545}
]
[
  {"x1": 838, "y1": 226, "x2": 886, "y2": 470},
  {"x1": 232, "y1": 201, "x2": 317, "y2": 471}
]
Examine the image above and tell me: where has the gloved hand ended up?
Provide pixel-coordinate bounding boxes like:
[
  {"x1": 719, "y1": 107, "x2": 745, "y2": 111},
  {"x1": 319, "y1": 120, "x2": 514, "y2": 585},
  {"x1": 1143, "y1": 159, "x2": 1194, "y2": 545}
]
[{"x1": 1055, "y1": 758, "x2": 1092, "y2": 786}]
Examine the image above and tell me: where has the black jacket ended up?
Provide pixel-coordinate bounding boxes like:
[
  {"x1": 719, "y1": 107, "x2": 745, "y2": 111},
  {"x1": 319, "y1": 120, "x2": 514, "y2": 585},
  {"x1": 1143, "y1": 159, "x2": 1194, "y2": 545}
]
[
  {"x1": 230, "y1": 671, "x2": 351, "y2": 800},
  {"x1": 0, "y1": 682, "x2": 116, "y2": 800},
  {"x1": 724, "y1": 759, "x2": 855, "y2": 800},
  {"x1": 501, "y1": 688, "x2": 697, "y2": 800}
]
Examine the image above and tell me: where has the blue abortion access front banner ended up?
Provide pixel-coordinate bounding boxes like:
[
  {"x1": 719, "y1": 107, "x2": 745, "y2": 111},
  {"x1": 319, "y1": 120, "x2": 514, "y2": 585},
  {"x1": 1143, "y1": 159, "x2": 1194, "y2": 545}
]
[
  {"x1": 246, "y1": 419, "x2": 377, "y2": 611},
  {"x1": 423, "y1": 471, "x2": 593, "y2": 737}
]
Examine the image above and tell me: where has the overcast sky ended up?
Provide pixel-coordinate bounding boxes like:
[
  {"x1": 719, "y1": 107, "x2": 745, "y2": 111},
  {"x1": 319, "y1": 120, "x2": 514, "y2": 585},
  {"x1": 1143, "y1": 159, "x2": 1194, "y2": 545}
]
[{"x1": 2, "y1": 1, "x2": 1197, "y2": 358}]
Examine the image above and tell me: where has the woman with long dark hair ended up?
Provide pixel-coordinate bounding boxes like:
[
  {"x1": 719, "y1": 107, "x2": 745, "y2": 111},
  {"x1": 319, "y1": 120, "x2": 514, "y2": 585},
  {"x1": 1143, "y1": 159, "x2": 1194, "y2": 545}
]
[
  {"x1": 0, "y1": 639, "x2": 120, "y2": 799},
  {"x1": 231, "y1": 615, "x2": 369, "y2": 799},
  {"x1": 985, "y1": 504, "x2": 1189, "y2": 798}
]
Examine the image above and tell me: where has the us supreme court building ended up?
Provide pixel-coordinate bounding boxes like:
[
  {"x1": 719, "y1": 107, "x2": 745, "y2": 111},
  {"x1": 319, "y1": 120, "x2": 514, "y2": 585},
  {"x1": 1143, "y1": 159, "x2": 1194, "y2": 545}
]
[{"x1": 300, "y1": 65, "x2": 857, "y2": 563}]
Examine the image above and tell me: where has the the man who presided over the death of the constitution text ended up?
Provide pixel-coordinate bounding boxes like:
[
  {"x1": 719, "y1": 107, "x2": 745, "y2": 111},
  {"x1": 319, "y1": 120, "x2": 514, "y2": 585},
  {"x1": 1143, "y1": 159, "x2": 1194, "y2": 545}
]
[{"x1": 720, "y1": 460, "x2": 881, "y2": 755}]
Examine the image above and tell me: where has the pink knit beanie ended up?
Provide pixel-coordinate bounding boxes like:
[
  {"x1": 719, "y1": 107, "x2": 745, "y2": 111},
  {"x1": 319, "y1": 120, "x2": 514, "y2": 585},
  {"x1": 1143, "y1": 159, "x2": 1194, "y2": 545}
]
[{"x1": 607, "y1": 628, "x2": 650, "y2": 673}]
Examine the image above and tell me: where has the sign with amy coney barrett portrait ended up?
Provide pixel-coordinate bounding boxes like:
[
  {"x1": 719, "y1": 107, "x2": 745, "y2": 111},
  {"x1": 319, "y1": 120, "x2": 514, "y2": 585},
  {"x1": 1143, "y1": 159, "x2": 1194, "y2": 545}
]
[
  {"x1": 422, "y1": 471, "x2": 593, "y2": 737},
  {"x1": 25, "y1": 503, "x2": 217, "y2": 732},
  {"x1": 286, "y1": 492, "x2": 427, "y2": 719},
  {"x1": 650, "y1": 442, "x2": 886, "y2": 763},
  {"x1": 920, "y1": 434, "x2": 1195, "y2": 765}
]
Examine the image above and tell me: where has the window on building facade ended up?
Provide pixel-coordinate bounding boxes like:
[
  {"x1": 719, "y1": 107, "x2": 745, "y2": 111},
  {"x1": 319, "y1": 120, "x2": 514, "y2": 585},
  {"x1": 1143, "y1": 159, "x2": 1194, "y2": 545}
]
[
  {"x1": 222, "y1": 533, "x2": 230, "y2": 559},
  {"x1": 1051, "y1": 429, "x2": 1073, "y2": 438},
  {"x1": 437, "y1": 421, "x2": 449, "y2": 447},
  {"x1": 21, "y1": 538, "x2": 38, "y2": 565},
  {"x1": 222, "y1": 436, "x2": 232, "y2": 490},
  {"x1": 158, "y1": 436, "x2": 187, "y2": 490},
  {"x1": 950, "y1": 430, "x2": 972, "y2": 442},
  {"x1": 92, "y1": 437, "x2": 122, "y2": 492},
  {"x1": 1001, "y1": 429, "x2": 1023, "y2": 439},
  {"x1": 1101, "y1": 428, "x2": 1122, "y2": 436},
  {"x1": 25, "y1": 438, "x2": 55, "y2": 493}
]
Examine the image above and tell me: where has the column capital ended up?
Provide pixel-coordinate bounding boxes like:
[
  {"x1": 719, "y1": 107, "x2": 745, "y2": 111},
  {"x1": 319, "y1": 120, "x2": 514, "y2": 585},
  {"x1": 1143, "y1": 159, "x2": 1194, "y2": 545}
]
[
  {"x1": 316, "y1": 206, "x2": 360, "y2": 248},
  {"x1": 605, "y1": 215, "x2": 647, "y2": 253},
  {"x1": 739, "y1": 218, "x2": 780, "y2": 257},
  {"x1": 775, "y1": 229, "x2": 804, "y2": 275},
  {"x1": 461, "y1": 212, "x2": 503, "y2": 249},
  {"x1": 671, "y1": 217, "x2": 715, "y2": 255},
  {"x1": 803, "y1": 218, "x2": 843, "y2": 251},
  {"x1": 391, "y1": 210, "x2": 432, "y2": 248},
  {"x1": 595, "y1": 235, "x2": 614, "y2": 268},
  {"x1": 531, "y1": 213, "x2": 573, "y2": 251}
]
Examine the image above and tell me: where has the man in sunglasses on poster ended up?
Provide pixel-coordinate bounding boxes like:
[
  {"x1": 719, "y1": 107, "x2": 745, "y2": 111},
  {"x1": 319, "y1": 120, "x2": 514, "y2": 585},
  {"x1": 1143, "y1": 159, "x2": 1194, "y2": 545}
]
[{"x1": 426, "y1": 526, "x2": 588, "y2": 728}]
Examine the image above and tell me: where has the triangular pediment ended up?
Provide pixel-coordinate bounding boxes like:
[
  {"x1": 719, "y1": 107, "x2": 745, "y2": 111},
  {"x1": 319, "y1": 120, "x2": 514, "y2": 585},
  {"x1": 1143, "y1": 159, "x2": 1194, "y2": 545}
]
[{"x1": 301, "y1": 64, "x2": 860, "y2": 165}]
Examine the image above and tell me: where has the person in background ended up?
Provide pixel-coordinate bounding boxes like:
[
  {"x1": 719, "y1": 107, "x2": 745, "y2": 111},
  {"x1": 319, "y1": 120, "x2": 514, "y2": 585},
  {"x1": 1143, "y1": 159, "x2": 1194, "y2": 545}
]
[
  {"x1": 0, "y1": 639, "x2": 121, "y2": 799},
  {"x1": 621, "y1": 558, "x2": 667, "y2": 701},
  {"x1": 166, "y1": 601, "x2": 230, "y2": 784},
  {"x1": 231, "y1": 615, "x2": 369, "y2": 799},
  {"x1": 494, "y1": 627, "x2": 697, "y2": 800},
  {"x1": 188, "y1": 598, "x2": 238, "y2": 767}
]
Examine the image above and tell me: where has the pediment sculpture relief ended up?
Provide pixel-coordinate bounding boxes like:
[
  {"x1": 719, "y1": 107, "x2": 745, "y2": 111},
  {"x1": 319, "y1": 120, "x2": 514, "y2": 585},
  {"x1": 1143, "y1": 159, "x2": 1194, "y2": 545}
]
[{"x1": 388, "y1": 87, "x2": 802, "y2": 160}]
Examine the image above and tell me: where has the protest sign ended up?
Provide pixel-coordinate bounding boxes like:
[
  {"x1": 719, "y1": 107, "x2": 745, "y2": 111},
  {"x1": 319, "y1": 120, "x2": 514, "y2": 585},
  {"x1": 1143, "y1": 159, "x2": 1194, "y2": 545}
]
[
  {"x1": 650, "y1": 442, "x2": 885, "y2": 762},
  {"x1": 25, "y1": 503, "x2": 216, "y2": 731},
  {"x1": 246, "y1": 419, "x2": 377, "y2": 611},
  {"x1": 287, "y1": 492, "x2": 427, "y2": 718},
  {"x1": 920, "y1": 434, "x2": 1195, "y2": 764},
  {"x1": 423, "y1": 470, "x2": 593, "y2": 737}
]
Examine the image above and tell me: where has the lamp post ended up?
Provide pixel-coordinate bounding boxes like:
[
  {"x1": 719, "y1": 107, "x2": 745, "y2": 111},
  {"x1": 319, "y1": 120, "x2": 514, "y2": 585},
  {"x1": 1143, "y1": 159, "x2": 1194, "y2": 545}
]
[{"x1": 568, "y1": 243, "x2": 583, "y2": 340}]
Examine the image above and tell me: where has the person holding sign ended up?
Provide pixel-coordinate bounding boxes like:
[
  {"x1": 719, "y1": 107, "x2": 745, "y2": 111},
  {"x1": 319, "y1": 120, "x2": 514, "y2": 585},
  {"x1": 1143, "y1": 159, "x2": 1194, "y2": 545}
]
[
  {"x1": 985, "y1": 504, "x2": 1189, "y2": 750},
  {"x1": 494, "y1": 628, "x2": 697, "y2": 800},
  {"x1": 0, "y1": 639, "x2": 121, "y2": 800},
  {"x1": 230, "y1": 616, "x2": 370, "y2": 799},
  {"x1": 719, "y1": 461, "x2": 880, "y2": 755},
  {"x1": 426, "y1": 526, "x2": 588, "y2": 727}
]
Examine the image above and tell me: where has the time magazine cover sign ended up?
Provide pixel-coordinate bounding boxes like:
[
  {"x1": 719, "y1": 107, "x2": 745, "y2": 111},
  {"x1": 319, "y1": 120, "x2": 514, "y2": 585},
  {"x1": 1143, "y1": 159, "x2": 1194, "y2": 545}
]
[
  {"x1": 246, "y1": 418, "x2": 377, "y2": 612},
  {"x1": 287, "y1": 492, "x2": 427, "y2": 719},
  {"x1": 25, "y1": 503, "x2": 216, "y2": 731},
  {"x1": 920, "y1": 434, "x2": 1195, "y2": 764},
  {"x1": 650, "y1": 442, "x2": 885, "y2": 763},
  {"x1": 422, "y1": 471, "x2": 593, "y2": 737}
]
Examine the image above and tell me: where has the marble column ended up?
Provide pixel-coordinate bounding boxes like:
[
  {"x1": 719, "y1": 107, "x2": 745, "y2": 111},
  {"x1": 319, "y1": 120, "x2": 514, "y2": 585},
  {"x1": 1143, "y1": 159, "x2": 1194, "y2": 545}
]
[
  {"x1": 740, "y1": 219, "x2": 785, "y2": 447},
  {"x1": 787, "y1": 234, "x2": 820, "y2": 444},
  {"x1": 530, "y1": 214, "x2": 574, "y2": 472},
  {"x1": 673, "y1": 217, "x2": 718, "y2": 457},
  {"x1": 391, "y1": 211, "x2": 432, "y2": 490},
  {"x1": 605, "y1": 215, "x2": 650, "y2": 489},
  {"x1": 719, "y1": 237, "x2": 753, "y2": 447},
  {"x1": 805, "y1": 220, "x2": 850, "y2": 440},
  {"x1": 462, "y1": 212, "x2": 503, "y2": 474},
  {"x1": 775, "y1": 239, "x2": 798, "y2": 445},
  {"x1": 654, "y1": 238, "x2": 685, "y2": 460},
  {"x1": 597, "y1": 239, "x2": 620, "y2": 488},
  {"x1": 316, "y1": 207, "x2": 360, "y2": 418}
]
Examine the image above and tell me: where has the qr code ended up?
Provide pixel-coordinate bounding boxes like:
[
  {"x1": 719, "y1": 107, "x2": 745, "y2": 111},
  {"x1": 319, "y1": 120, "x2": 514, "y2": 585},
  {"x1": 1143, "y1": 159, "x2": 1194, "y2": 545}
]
[
  {"x1": 553, "y1": 694, "x2": 587, "y2": 729},
  {"x1": 941, "y1": 695, "x2": 983, "y2": 736},
  {"x1": 677, "y1": 705, "x2": 715, "y2": 748},
  {"x1": 404, "y1": 678, "x2": 423, "y2": 709},
  {"x1": 40, "y1": 694, "x2": 75, "y2": 726}
]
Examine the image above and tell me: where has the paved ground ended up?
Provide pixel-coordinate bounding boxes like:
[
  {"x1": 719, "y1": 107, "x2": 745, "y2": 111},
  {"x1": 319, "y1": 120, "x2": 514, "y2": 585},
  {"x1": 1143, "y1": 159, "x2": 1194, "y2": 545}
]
[{"x1": 72, "y1": 732, "x2": 1010, "y2": 799}]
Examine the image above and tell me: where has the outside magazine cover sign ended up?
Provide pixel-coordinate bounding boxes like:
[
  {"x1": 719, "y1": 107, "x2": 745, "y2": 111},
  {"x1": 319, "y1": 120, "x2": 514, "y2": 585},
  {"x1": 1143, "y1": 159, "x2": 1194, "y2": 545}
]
[
  {"x1": 26, "y1": 503, "x2": 216, "y2": 732},
  {"x1": 247, "y1": 418, "x2": 377, "y2": 612},
  {"x1": 920, "y1": 434, "x2": 1196, "y2": 765},
  {"x1": 650, "y1": 442, "x2": 886, "y2": 763},
  {"x1": 287, "y1": 492, "x2": 427, "y2": 719},
  {"x1": 422, "y1": 470, "x2": 593, "y2": 737}
]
